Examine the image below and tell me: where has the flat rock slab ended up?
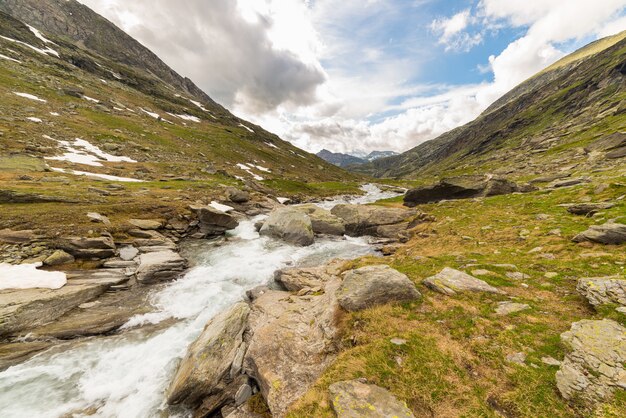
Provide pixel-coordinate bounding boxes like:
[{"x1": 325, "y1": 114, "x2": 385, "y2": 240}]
[
  {"x1": 572, "y1": 222, "x2": 626, "y2": 245},
  {"x1": 495, "y1": 301, "x2": 530, "y2": 315},
  {"x1": 556, "y1": 319, "x2": 626, "y2": 403},
  {"x1": 128, "y1": 219, "x2": 163, "y2": 230},
  {"x1": 136, "y1": 250, "x2": 187, "y2": 284},
  {"x1": 27, "y1": 286, "x2": 151, "y2": 339},
  {"x1": 337, "y1": 265, "x2": 421, "y2": 311},
  {"x1": 567, "y1": 203, "x2": 614, "y2": 216},
  {"x1": 0, "y1": 269, "x2": 128, "y2": 336},
  {"x1": 329, "y1": 380, "x2": 415, "y2": 418},
  {"x1": 423, "y1": 267, "x2": 501, "y2": 296}
]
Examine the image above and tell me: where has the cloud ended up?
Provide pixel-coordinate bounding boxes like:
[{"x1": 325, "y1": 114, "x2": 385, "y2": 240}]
[
  {"x1": 78, "y1": 0, "x2": 626, "y2": 155},
  {"x1": 79, "y1": 0, "x2": 326, "y2": 113},
  {"x1": 431, "y1": 9, "x2": 483, "y2": 51}
]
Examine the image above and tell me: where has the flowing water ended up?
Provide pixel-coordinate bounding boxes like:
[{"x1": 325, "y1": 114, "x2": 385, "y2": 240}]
[{"x1": 0, "y1": 185, "x2": 401, "y2": 418}]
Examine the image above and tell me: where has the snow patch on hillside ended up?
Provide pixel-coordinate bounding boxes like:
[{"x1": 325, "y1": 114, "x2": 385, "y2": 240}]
[
  {"x1": 50, "y1": 167, "x2": 144, "y2": 183},
  {"x1": 14, "y1": 92, "x2": 46, "y2": 102},
  {"x1": 46, "y1": 138, "x2": 137, "y2": 167},
  {"x1": 1, "y1": 35, "x2": 59, "y2": 57}
]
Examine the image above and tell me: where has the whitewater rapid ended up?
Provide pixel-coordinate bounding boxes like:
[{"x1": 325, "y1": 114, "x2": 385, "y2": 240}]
[{"x1": 0, "y1": 185, "x2": 400, "y2": 418}]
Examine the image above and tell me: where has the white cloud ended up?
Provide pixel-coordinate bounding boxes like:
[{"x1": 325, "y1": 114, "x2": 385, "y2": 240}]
[
  {"x1": 431, "y1": 9, "x2": 483, "y2": 51},
  {"x1": 78, "y1": 0, "x2": 626, "y2": 155}
]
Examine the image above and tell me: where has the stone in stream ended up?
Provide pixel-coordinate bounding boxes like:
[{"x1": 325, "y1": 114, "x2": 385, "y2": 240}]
[
  {"x1": 576, "y1": 276, "x2": 626, "y2": 307},
  {"x1": 190, "y1": 204, "x2": 240, "y2": 236},
  {"x1": 167, "y1": 302, "x2": 250, "y2": 410},
  {"x1": 328, "y1": 379, "x2": 415, "y2": 418},
  {"x1": 227, "y1": 188, "x2": 250, "y2": 203},
  {"x1": 556, "y1": 319, "x2": 626, "y2": 403},
  {"x1": 294, "y1": 204, "x2": 346, "y2": 236},
  {"x1": 259, "y1": 207, "x2": 314, "y2": 246},
  {"x1": 337, "y1": 265, "x2": 421, "y2": 312},
  {"x1": 0, "y1": 269, "x2": 128, "y2": 336},
  {"x1": 423, "y1": 267, "x2": 501, "y2": 295},
  {"x1": 243, "y1": 275, "x2": 343, "y2": 417},
  {"x1": 330, "y1": 204, "x2": 415, "y2": 238},
  {"x1": 135, "y1": 250, "x2": 187, "y2": 284},
  {"x1": 572, "y1": 222, "x2": 626, "y2": 245}
]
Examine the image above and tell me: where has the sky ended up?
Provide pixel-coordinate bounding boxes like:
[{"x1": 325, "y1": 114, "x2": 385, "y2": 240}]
[{"x1": 78, "y1": 0, "x2": 626, "y2": 154}]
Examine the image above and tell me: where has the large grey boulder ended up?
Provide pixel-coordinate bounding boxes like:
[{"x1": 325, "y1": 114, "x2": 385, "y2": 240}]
[
  {"x1": 43, "y1": 250, "x2": 74, "y2": 266},
  {"x1": 403, "y1": 175, "x2": 522, "y2": 206},
  {"x1": 167, "y1": 303, "x2": 250, "y2": 409},
  {"x1": 329, "y1": 380, "x2": 415, "y2": 418},
  {"x1": 577, "y1": 277, "x2": 626, "y2": 307},
  {"x1": 190, "y1": 204, "x2": 239, "y2": 236},
  {"x1": 135, "y1": 250, "x2": 187, "y2": 284},
  {"x1": 572, "y1": 222, "x2": 626, "y2": 245},
  {"x1": 330, "y1": 204, "x2": 412, "y2": 237},
  {"x1": 423, "y1": 267, "x2": 501, "y2": 295},
  {"x1": 259, "y1": 207, "x2": 314, "y2": 246},
  {"x1": 556, "y1": 319, "x2": 626, "y2": 403},
  {"x1": 61, "y1": 236, "x2": 116, "y2": 259},
  {"x1": 295, "y1": 204, "x2": 345, "y2": 236},
  {"x1": 243, "y1": 275, "x2": 342, "y2": 417},
  {"x1": 337, "y1": 265, "x2": 421, "y2": 312}
]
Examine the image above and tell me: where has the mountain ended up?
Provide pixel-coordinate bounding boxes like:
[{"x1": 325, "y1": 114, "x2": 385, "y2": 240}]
[
  {"x1": 363, "y1": 150, "x2": 398, "y2": 161},
  {"x1": 355, "y1": 31, "x2": 626, "y2": 180},
  {"x1": 317, "y1": 149, "x2": 398, "y2": 167},
  {"x1": 316, "y1": 149, "x2": 366, "y2": 167}
]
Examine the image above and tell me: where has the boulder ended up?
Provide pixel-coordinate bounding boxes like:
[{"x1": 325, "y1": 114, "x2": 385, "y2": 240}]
[
  {"x1": 295, "y1": 204, "x2": 345, "y2": 236},
  {"x1": 243, "y1": 277, "x2": 342, "y2": 417},
  {"x1": 119, "y1": 246, "x2": 139, "y2": 261},
  {"x1": 330, "y1": 204, "x2": 413, "y2": 237},
  {"x1": 167, "y1": 302, "x2": 250, "y2": 409},
  {"x1": 423, "y1": 268, "x2": 501, "y2": 295},
  {"x1": 43, "y1": 250, "x2": 74, "y2": 266},
  {"x1": 227, "y1": 188, "x2": 250, "y2": 203},
  {"x1": 128, "y1": 219, "x2": 163, "y2": 230},
  {"x1": 259, "y1": 208, "x2": 314, "y2": 246},
  {"x1": 61, "y1": 236, "x2": 116, "y2": 259},
  {"x1": 274, "y1": 266, "x2": 331, "y2": 292},
  {"x1": 135, "y1": 250, "x2": 187, "y2": 284},
  {"x1": 572, "y1": 222, "x2": 626, "y2": 245},
  {"x1": 403, "y1": 175, "x2": 521, "y2": 206},
  {"x1": 337, "y1": 265, "x2": 421, "y2": 312},
  {"x1": 577, "y1": 277, "x2": 626, "y2": 307},
  {"x1": 328, "y1": 380, "x2": 415, "y2": 418},
  {"x1": 556, "y1": 319, "x2": 626, "y2": 403},
  {"x1": 567, "y1": 203, "x2": 615, "y2": 216},
  {"x1": 87, "y1": 212, "x2": 111, "y2": 225},
  {"x1": 190, "y1": 205, "x2": 240, "y2": 236}
]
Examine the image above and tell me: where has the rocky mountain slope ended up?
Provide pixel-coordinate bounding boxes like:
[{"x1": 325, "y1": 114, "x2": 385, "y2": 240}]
[
  {"x1": 0, "y1": 6, "x2": 362, "y2": 237},
  {"x1": 355, "y1": 31, "x2": 626, "y2": 181}
]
